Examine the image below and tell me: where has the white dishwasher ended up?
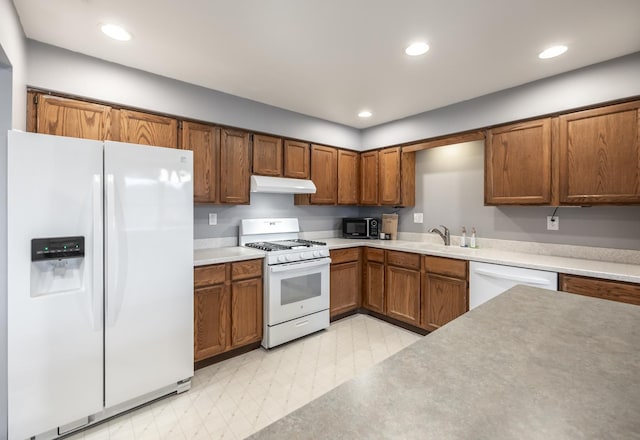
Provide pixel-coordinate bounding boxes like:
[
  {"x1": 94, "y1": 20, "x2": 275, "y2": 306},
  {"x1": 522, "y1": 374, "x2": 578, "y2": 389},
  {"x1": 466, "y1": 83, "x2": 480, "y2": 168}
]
[{"x1": 469, "y1": 261, "x2": 558, "y2": 309}]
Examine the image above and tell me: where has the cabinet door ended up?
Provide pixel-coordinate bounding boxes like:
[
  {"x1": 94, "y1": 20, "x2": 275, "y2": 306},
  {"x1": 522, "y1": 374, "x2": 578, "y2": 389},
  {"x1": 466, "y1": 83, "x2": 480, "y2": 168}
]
[
  {"x1": 181, "y1": 121, "x2": 219, "y2": 203},
  {"x1": 559, "y1": 274, "x2": 640, "y2": 306},
  {"x1": 253, "y1": 134, "x2": 283, "y2": 176},
  {"x1": 230, "y1": 278, "x2": 263, "y2": 348},
  {"x1": 284, "y1": 140, "x2": 310, "y2": 179},
  {"x1": 485, "y1": 118, "x2": 552, "y2": 205},
  {"x1": 385, "y1": 266, "x2": 421, "y2": 326},
  {"x1": 220, "y1": 128, "x2": 251, "y2": 204},
  {"x1": 194, "y1": 285, "x2": 229, "y2": 361},
  {"x1": 422, "y1": 274, "x2": 467, "y2": 330},
  {"x1": 363, "y1": 261, "x2": 385, "y2": 313},
  {"x1": 310, "y1": 145, "x2": 338, "y2": 204},
  {"x1": 330, "y1": 261, "x2": 361, "y2": 318},
  {"x1": 337, "y1": 149, "x2": 360, "y2": 205},
  {"x1": 117, "y1": 109, "x2": 178, "y2": 148},
  {"x1": 34, "y1": 94, "x2": 112, "y2": 141},
  {"x1": 558, "y1": 101, "x2": 640, "y2": 204},
  {"x1": 360, "y1": 151, "x2": 379, "y2": 205},
  {"x1": 379, "y1": 147, "x2": 401, "y2": 205}
]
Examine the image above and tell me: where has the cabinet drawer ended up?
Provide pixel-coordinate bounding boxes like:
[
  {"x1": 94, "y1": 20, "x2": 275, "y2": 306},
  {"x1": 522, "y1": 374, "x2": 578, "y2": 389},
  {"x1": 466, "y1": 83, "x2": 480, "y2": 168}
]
[
  {"x1": 231, "y1": 259, "x2": 263, "y2": 281},
  {"x1": 330, "y1": 248, "x2": 361, "y2": 264},
  {"x1": 559, "y1": 274, "x2": 640, "y2": 306},
  {"x1": 194, "y1": 264, "x2": 226, "y2": 288},
  {"x1": 424, "y1": 256, "x2": 467, "y2": 280},
  {"x1": 386, "y1": 250, "x2": 421, "y2": 270},
  {"x1": 365, "y1": 247, "x2": 384, "y2": 263}
]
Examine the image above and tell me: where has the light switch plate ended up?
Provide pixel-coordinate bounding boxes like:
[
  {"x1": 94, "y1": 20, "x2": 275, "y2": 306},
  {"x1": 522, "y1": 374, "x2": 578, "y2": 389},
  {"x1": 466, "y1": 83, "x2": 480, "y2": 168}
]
[
  {"x1": 413, "y1": 213, "x2": 424, "y2": 224},
  {"x1": 208, "y1": 213, "x2": 217, "y2": 226},
  {"x1": 546, "y1": 215, "x2": 559, "y2": 231}
]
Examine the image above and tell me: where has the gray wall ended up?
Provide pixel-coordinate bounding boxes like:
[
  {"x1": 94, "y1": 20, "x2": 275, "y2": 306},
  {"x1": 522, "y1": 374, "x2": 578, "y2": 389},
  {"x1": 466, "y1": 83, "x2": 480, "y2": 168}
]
[
  {"x1": 360, "y1": 141, "x2": 640, "y2": 250},
  {"x1": 26, "y1": 40, "x2": 361, "y2": 150},
  {"x1": 361, "y1": 52, "x2": 640, "y2": 149},
  {"x1": 195, "y1": 193, "x2": 358, "y2": 239}
]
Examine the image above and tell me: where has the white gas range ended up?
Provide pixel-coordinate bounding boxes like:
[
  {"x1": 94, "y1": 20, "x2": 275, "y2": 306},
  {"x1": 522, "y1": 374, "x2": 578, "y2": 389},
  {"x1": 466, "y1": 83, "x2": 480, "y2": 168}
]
[{"x1": 240, "y1": 218, "x2": 331, "y2": 348}]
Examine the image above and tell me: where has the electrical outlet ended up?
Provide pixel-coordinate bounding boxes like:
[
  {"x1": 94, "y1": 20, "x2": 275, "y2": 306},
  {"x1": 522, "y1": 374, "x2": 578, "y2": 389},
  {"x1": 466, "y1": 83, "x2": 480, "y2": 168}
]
[
  {"x1": 546, "y1": 215, "x2": 559, "y2": 231},
  {"x1": 413, "y1": 213, "x2": 424, "y2": 223},
  {"x1": 208, "y1": 213, "x2": 217, "y2": 226}
]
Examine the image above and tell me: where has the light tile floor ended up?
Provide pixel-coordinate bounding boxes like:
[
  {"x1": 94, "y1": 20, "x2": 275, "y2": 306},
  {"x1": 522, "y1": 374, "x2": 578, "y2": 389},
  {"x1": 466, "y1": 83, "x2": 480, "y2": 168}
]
[{"x1": 66, "y1": 315, "x2": 422, "y2": 440}]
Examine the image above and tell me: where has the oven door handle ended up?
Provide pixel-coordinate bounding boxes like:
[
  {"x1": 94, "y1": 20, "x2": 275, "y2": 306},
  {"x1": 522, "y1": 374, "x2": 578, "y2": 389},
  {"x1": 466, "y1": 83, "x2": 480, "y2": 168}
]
[{"x1": 269, "y1": 258, "x2": 331, "y2": 273}]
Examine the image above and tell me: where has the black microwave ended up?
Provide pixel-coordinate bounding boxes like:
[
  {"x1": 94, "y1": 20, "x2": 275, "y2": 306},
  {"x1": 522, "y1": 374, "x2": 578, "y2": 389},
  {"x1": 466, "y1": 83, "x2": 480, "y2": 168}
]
[{"x1": 342, "y1": 218, "x2": 380, "y2": 239}]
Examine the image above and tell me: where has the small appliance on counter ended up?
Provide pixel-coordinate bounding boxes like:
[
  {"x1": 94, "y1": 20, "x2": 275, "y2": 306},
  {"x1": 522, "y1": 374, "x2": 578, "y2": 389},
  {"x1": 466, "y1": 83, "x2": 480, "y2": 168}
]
[
  {"x1": 342, "y1": 217, "x2": 380, "y2": 239},
  {"x1": 381, "y1": 213, "x2": 399, "y2": 240}
]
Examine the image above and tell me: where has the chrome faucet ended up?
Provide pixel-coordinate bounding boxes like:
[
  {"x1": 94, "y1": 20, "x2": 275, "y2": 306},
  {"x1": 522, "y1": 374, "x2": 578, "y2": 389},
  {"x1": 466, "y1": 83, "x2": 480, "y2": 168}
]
[{"x1": 429, "y1": 225, "x2": 450, "y2": 246}]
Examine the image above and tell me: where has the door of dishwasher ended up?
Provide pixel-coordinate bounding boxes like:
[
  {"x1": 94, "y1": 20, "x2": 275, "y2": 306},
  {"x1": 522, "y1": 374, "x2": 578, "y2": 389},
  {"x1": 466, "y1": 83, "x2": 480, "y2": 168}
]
[{"x1": 469, "y1": 262, "x2": 558, "y2": 310}]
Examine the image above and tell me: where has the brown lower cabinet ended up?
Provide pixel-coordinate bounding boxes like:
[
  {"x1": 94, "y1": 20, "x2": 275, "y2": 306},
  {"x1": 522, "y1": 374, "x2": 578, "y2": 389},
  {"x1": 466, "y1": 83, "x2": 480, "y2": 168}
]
[
  {"x1": 359, "y1": 249, "x2": 468, "y2": 332},
  {"x1": 363, "y1": 248, "x2": 385, "y2": 313},
  {"x1": 385, "y1": 251, "x2": 421, "y2": 327},
  {"x1": 329, "y1": 248, "x2": 362, "y2": 318},
  {"x1": 559, "y1": 273, "x2": 640, "y2": 306},
  {"x1": 193, "y1": 259, "x2": 263, "y2": 362},
  {"x1": 422, "y1": 256, "x2": 469, "y2": 331}
]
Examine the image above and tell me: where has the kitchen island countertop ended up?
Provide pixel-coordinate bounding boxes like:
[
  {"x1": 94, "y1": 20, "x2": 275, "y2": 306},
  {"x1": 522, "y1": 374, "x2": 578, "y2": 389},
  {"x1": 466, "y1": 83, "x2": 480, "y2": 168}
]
[{"x1": 250, "y1": 285, "x2": 640, "y2": 439}]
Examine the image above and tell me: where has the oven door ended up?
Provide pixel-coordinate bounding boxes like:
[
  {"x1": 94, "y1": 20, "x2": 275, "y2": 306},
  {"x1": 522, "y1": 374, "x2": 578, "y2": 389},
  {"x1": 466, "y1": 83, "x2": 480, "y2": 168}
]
[{"x1": 267, "y1": 257, "x2": 330, "y2": 326}]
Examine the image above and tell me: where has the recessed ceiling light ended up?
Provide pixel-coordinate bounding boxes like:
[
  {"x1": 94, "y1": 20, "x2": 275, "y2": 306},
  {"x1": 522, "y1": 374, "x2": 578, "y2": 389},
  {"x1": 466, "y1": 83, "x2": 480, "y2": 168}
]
[
  {"x1": 405, "y1": 42, "x2": 429, "y2": 57},
  {"x1": 538, "y1": 45, "x2": 567, "y2": 59},
  {"x1": 101, "y1": 23, "x2": 132, "y2": 41},
  {"x1": 358, "y1": 111, "x2": 372, "y2": 118}
]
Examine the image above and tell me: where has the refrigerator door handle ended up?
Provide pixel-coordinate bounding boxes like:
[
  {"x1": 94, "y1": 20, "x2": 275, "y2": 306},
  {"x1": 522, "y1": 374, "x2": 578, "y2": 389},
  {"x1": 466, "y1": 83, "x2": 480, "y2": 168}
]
[
  {"x1": 91, "y1": 174, "x2": 103, "y2": 331},
  {"x1": 105, "y1": 174, "x2": 119, "y2": 326}
]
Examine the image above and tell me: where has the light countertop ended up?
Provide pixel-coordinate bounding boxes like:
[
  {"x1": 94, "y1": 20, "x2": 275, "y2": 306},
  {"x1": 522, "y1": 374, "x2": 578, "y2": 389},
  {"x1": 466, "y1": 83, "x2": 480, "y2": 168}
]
[
  {"x1": 249, "y1": 285, "x2": 640, "y2": 439},
  {"x1": 194, "y1": 238, "x2": 640, "y2": 283},
  {"x1": 194, "y1": 246, "x2": 265, "y2": 266}
]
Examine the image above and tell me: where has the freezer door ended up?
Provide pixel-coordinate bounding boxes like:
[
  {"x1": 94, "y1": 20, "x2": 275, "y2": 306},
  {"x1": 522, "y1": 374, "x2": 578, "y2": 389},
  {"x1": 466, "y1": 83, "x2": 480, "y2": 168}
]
[
  {"x1": 7, "y1": 131, "x2": 104, "y2": 439},
  {"x1": 104, "y1": 141, "x2": 194, "y2": 408}
]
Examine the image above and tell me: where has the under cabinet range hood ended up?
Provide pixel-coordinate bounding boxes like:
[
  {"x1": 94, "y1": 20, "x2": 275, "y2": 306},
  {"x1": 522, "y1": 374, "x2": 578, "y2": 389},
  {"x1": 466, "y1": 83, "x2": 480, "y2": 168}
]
[{"x1": 250, "y1": 175, "x2": 316, "y2": 194}]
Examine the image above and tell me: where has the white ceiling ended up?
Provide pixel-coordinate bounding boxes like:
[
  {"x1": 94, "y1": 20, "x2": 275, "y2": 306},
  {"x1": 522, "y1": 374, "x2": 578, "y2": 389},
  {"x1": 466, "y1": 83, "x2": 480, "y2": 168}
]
[{"x1": 13, "y1": 0, "x2": 640, "y2": 129}]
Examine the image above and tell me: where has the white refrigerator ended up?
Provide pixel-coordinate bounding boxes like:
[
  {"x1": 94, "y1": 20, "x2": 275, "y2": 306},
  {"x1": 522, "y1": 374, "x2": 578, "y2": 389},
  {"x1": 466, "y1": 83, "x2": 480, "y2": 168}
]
[{"x1": 6, "y1": 131, "x2": 194, "y2": 439}]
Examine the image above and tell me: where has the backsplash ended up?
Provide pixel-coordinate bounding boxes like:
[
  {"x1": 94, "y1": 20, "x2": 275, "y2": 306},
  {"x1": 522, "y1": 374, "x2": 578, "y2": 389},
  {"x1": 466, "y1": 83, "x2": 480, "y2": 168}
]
[{"x1": 194, "y1": 193, "x2": 358, "y2": 240}]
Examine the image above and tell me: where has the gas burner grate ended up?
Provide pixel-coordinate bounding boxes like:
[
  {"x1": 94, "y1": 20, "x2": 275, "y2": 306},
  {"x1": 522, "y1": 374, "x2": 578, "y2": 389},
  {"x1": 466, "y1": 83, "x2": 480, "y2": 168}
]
[
  {"x1": 245, "y1": 242, "x2": 290, "y2": 252},
  {"x1": 291, "y1": 239, "x2": 327, "y2": 246}
]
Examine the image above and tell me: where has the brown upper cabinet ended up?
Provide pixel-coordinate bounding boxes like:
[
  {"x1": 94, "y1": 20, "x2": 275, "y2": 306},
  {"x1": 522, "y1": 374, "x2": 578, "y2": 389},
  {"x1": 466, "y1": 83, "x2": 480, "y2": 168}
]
[
  {"x1": 283, "y1": 140, "x2": 310, "y2": 179},
  {"x1": 337, "y1": 149, "x2": 360, "y2": 205},
  {"x1": 309, "y1": 144, "x2": 338, "y2": 204},
  {"x1": 379, "y1": 147, "x2": 415, "y2": 206},
  {"x1": 360, "y1": 151, "x2": 379, "y2": 205},
  {"x1": 486, "y1": 100, "x2": 640, "y2": 206},
  {"x1": 252, "y1": 134, "x2": 283, "y2": 176},
  {"x1": 115, "y1": 109, "x2": 178, "y2": 148},
  {"x1": 219, "y1": 128, "x2": 251, "y2": 204},
  {"x1": 485, "y1": 118, "x2": 552, "y2": 205},
  {"x1": 180, "y1": 121, "x2": 219, "y2": 203},
  {"x1": 558, "y1": 101, "x2": 640, "y2": 205},
  {"x1": 29, "y1": 93, "x2": 112, "y2": 141},
  {"x1": 182, "y1": 124, "x2": 250, "y2": 204}
]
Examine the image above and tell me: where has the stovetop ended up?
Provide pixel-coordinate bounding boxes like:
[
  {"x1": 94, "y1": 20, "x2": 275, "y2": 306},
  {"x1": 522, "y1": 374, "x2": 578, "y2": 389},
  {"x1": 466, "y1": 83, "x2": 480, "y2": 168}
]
[{"x1": 245, "y1": 239, "x2": 327, "y2": 252}]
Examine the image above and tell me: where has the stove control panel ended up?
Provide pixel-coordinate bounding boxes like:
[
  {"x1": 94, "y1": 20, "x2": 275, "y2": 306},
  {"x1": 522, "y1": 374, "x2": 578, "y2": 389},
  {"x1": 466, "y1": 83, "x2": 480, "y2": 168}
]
[{"x1": 266, "y1": 248, "x2": 329, "y2": 265}]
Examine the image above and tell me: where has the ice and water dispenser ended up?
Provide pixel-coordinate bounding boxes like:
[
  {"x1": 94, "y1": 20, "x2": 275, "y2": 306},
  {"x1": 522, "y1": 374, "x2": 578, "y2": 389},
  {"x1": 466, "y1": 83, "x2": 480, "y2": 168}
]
[{"x1": 30, "y1": 236, "x2": 85, "y2": 297}]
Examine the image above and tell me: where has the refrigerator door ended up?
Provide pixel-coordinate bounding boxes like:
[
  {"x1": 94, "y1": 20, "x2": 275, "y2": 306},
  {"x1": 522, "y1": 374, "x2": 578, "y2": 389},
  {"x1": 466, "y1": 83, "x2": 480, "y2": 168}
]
[
  {"x1": 7, "y1": 131, "x2": 104, "y2": 439},
  {"x1": 104, "y1": 141, "x2": 193, "y2": 407}
]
